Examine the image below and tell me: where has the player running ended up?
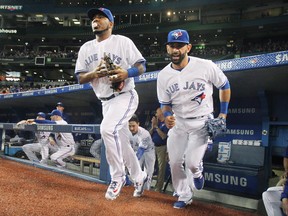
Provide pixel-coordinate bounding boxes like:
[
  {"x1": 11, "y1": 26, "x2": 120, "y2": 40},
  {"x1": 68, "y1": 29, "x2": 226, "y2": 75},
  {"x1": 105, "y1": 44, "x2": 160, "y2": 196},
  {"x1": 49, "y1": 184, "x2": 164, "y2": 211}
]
[
  {"x1": 75, "y1": 7, "x2": 147, "y2": 200},
  {"x1": 157, "y1": 29, "x2": 231, "y2": 209}
]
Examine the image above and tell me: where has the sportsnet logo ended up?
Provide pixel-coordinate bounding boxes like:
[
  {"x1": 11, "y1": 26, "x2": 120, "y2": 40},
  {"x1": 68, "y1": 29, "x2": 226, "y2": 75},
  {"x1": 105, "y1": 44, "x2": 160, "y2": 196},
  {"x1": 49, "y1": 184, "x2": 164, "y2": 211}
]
[
  {"x1": 172, "y1": 31, "x2": 183, "y2": 39},
  {"x1": 0, "y1": 5, "x2": 23, "y2": 11}
]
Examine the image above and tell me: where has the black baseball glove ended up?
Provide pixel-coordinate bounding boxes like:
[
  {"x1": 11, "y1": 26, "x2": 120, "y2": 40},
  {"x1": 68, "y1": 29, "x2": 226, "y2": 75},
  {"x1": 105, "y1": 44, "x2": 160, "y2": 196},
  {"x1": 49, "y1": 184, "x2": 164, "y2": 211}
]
[
  {"x1": 103, "y1": 54, "x2": 124, "y2": 92},
  {"x1": 205, "y1": 117, "x2": 227, "y2": 139}
]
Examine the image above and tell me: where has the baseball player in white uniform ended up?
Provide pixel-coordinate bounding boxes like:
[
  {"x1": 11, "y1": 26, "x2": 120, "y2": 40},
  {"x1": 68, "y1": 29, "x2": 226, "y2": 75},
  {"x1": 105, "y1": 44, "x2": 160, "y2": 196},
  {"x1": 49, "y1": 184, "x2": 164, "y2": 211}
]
[
  {"x1": 75, "y1": 7, "x2": 147, "y2": 200},
  {"x1": 157, "y1": 29, "x2": 231, "y2": 209},
  {"x1": 31, "y1": 109, "x2": 76, "y2": 168},
  {"x1": 128, "y1": 114, "x2": 155, "y2": 192},
  {"x1": 90, "y1": 138, "x2": 103, "y2": 160},
  {"x1": 18, "y1": 112, "x2": 57, "y2": 164}
]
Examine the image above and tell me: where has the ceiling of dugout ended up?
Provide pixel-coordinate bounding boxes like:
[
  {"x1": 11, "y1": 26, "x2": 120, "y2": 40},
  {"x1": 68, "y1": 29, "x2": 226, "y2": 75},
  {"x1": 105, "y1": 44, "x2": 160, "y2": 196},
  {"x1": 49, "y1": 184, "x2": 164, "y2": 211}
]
[{"x1": 1, "y1": 64, "x2": 288, "y2": 113}]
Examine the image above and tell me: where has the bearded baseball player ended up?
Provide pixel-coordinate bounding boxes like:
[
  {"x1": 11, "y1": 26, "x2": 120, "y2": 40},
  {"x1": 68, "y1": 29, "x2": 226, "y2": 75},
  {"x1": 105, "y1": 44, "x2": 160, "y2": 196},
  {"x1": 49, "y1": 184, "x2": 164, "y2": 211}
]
[
  {"x1": 75, "y1": 7, "x2": 147, "y2": 200},
  {"x1": 157, "y1": 29, "x2": 231, "y2": 209}
]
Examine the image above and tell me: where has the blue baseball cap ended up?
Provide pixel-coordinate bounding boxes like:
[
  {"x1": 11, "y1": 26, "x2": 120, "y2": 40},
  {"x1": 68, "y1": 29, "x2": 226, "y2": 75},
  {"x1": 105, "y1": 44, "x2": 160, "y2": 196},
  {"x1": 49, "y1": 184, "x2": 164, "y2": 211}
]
[
  {"x1": 87, "y1": 7, "x2": 114, "y2": 23},
  {"x1": 48, "y1": 109, "x2": 62, "y2": 117},
  {"x1": 167, "y1": 29, "x2": 190, "y2": 44},
  {"x1": 56, "y1": 102, "x2": 64, "y2": 107},
  {"x1": 37, "y1": 112, "x2": 46, "y2": 118}
]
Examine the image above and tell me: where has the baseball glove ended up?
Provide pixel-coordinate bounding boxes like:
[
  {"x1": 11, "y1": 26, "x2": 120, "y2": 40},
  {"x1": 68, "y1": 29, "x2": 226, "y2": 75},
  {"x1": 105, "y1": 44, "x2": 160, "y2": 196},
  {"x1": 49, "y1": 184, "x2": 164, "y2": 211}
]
[
  {"x1": 103, "y1": 54, "x2": 124, "y2": 92},
  {"x1": 205, "y1": 117, "x2": 227, "y2": 139}
]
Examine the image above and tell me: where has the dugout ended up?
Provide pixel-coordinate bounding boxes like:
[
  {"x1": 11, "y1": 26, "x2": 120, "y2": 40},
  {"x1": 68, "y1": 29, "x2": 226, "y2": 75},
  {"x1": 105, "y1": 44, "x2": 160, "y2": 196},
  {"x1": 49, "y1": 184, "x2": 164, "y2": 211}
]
[{"x1": 0, "y1": 51, "x2": 288, "y2": 200}]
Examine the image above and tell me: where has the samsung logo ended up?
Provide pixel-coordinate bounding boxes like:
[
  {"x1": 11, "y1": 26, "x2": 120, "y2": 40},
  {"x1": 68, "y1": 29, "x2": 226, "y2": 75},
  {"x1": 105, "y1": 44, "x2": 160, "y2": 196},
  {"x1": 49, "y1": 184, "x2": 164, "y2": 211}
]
[
  {"x1": 21, "y1": 92, "x2": 34, "y2": 97},
  {"x1": 216, "y1": 61, "x2": 233, "y2": 71},
  {"x1": 229, "y1": 108, "x2": 256, "y2": 114},
  {"x1": 37, "y1": 125, "x2": 54, "y2": 131},
  {"x1": 68, "y1": 85, "x2": 84, "y2": 91},
  {"x1": 44, "y1": 89, "x2": 57, "y2": 94},
  {"x1": 276, "y1": 53, "x2": 288, "y2": 64},
  {"x1": 227, "y1": 129, "x2": 254, "y2": 135},
  {"x1": 204, "y1": 173, "x2": 247, "y2": 187},
  {"x1": 3, "y1": 94, "x2": 13, "y2": 98},
  {"x1": 138, "y1": 72, "x2": 158, "y2": 81}
]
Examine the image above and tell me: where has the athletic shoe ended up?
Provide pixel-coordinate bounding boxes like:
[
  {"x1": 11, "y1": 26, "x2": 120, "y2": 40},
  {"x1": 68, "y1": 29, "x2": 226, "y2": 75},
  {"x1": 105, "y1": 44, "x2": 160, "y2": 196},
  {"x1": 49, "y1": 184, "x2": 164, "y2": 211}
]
[
  {"x1": 133, "y1": 174, "x2": 148, "y2": 197},
  {"x1": 173, "y1": 191, "x2": 179, "y2": 197},
  {"x1": 56, "y1": 164, "x2": 66, "y2": 169},
  {"x1": 173, "y1": 197, "x2": 193, "y2": 209},
  {"x1": 193, "y1": 175, "x2": 205, "y2": 190},
  {"x1": 105, "y1": 179, "x2": 126, "y2": 200}
]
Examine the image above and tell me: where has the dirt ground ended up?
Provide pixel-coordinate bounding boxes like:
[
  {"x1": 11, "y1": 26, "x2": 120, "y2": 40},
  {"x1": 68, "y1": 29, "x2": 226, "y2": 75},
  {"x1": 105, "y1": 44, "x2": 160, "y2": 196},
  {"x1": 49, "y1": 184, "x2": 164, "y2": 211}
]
[{"x1": 0, "y1": 158, "x2": 260, "y2": 216}]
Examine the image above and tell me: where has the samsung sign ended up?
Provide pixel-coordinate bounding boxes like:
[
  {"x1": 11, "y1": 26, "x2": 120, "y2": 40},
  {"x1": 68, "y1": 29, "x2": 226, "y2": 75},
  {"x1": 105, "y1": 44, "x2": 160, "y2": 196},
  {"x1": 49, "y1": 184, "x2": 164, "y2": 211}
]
[{"x1": 203, "y1": 168, "x2": 265, "y2": 196}]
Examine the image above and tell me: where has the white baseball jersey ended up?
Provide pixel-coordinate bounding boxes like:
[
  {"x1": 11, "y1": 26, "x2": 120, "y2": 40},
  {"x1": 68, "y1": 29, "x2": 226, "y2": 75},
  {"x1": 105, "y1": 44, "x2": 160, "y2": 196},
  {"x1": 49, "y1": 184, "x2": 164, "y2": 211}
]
[
  {"x1": 157, "y1": 56, "x2": 228, "y2": 118},
  {"x1": 75, "y1": 35, "x2": 145, "y2": 98},
  {"x1": 54, "y1": 119, "x2": 75, "y2": 147},
  {"x1": 129, "y1": 126, "x2": 155, "y2": 152},
  {"x1": 35, "y1": 131, "x2": 51, "y2": 146}
]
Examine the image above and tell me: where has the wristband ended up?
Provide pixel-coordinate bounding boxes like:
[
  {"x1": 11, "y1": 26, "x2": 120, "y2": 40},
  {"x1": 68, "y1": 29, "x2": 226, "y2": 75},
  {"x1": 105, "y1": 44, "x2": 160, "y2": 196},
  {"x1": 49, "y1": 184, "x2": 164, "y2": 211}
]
[
  {"x1": 164, "y1": 111, "x2": 173, "y2": 118},
  {"x1": 127, "y1": 67, "x2": 139, "y2": 77},
  {"x1": 220, "y1": 102, "x2": 229, "y2": 114}
]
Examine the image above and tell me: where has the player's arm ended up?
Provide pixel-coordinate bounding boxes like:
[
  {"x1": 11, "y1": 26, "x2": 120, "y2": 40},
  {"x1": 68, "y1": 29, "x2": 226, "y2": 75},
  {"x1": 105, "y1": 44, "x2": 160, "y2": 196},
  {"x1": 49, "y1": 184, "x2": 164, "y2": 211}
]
[
  {"x1": 108, "y1": 61, "x2": 146, "y2": 83},
  {"x1": 34, "y1": 119, "x2": 57, "y2": 124},
  {"x1": 154, "y1": 124, "x2": 168, "y2": 140},
  {"x1": 161, "y1": 103, "x2": 175, "y2": 129},
  {"x1": 77, "y1": 60, "x2": 108, "y2": 84},
  {"x1": 218, "y1": 80, "x2": 231, "y2": 119},
  {"x1": 281, "y1": 179, "x2": 288, "y2": 215}
]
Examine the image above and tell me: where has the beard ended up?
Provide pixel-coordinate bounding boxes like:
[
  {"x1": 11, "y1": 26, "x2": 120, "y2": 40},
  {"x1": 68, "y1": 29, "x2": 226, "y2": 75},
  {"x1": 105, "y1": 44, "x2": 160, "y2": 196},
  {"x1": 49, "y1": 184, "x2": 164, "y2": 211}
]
[
  {"x1": 93, "y1": 26, "x2": 109, "y2": 35},
  {"x1": 170, "y1": 52, "x2": 186, "y2": 65}
]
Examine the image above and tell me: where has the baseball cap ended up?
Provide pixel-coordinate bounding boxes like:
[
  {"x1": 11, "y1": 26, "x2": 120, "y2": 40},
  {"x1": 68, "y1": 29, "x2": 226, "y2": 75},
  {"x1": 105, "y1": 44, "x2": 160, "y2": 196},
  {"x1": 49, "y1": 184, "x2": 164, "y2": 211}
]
[
  {"x1": 87, "y1": 7, "x2": 114, "y2": 22},
  {"x1": 37, "y1": 112, "x2": 46, "y2": 118},
  {"x1": 48, "y1": 109, "x2": 62, "y2": 117},
  {"x1": 56, "y1": 102, "x2": 64, "y2": 107},
  {"x1": 166, "y1": 29, "x2": 190, "y2": 44}
]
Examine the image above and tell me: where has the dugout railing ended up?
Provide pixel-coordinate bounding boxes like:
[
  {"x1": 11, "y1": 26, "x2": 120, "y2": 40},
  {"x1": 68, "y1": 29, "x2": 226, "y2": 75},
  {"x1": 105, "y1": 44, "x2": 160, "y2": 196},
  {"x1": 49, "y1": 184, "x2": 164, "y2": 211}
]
[{"x1": 0, "y1": 123, "x2": 111, "y2": 183}]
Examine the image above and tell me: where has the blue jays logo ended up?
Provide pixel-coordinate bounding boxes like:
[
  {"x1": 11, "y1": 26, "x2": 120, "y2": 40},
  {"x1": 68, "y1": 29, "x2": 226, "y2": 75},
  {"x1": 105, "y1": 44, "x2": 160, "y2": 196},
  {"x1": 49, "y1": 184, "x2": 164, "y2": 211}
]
[
  {"x1": 57, "y1": 133, "x2": 62, "y2": 140},
  {"x1": 172, "y1": 31, "x2": 183, "y2": 39},
  {"x1": 191, "y1": 92, "x2": 206, "y2": 105}
]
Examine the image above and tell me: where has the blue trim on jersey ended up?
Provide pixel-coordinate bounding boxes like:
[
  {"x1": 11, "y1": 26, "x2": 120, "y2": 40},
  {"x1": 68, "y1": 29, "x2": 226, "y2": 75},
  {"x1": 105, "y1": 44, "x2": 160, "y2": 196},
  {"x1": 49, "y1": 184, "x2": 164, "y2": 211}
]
[
  {"x1": 35, "y1": 119, "x2": 56, "y2": 124},
  {"x1": 220, "y1": 80, "x2": 230, "y2": 90},
  {"x1": 220, "y1": 102, "x2": 229, "y2": 114},
  {"x1": 160, "y1": 103, "x2": 172, "y2": 108}
]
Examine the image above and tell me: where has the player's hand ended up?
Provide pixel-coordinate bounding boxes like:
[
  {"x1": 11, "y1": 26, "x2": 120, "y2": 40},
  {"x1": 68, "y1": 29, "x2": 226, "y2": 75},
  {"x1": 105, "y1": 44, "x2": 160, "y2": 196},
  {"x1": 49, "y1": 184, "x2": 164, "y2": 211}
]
[
  {"x1": 49, "y1": 137, "x2": 56, "y2": 145},
  {"x1": 282, "y1": 198, "x2": 288, "y2": 215},
  {"x1": 16, "y1": 120, "x2": 27, "y2": 126},
  {"x1": 93, "y1": 60, "x2": 108, "y2": 78},
  {"x1": 26, "y1": 119, "x2": 35, "y2": 124},
  {"x1": 108, "y1": 66, "x2": 128, "y2": 82},
  {"x1": 151, "y1": 116, "x2": 158, "y2": 128},
  {"x1": 165, "y1": 116, "x2": 175, "y2": 129}
]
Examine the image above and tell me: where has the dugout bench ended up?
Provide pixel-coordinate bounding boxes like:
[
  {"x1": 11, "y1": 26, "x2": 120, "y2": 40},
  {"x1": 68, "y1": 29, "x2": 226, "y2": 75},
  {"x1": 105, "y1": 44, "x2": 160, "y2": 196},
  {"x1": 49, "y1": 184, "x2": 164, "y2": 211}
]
[{"x1": 71, "y1": 155, "x2": 100, "y2": 175}]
